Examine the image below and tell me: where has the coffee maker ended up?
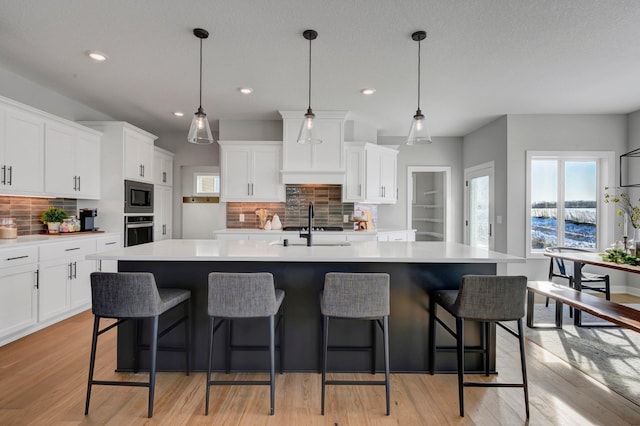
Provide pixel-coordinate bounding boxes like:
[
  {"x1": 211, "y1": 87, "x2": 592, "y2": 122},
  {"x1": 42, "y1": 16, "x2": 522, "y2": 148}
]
[{"x1": 79, "y1": 208, "x2": 97, "y2": 231}]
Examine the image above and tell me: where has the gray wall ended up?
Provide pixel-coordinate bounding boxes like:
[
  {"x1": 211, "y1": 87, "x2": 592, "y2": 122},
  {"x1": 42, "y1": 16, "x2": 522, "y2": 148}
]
[
  {"x1": 463, "y1": 116, "x2": 508, "y2": 252},
  {"x1": 0, "y1": 65, "x2": 113, "y2": 123},
  {"x1": 505, "y1": 114, "x2": 628, "y2": 284},
  {"x1": 377, "y1": 137, "x2": 463, "y2": 242}
]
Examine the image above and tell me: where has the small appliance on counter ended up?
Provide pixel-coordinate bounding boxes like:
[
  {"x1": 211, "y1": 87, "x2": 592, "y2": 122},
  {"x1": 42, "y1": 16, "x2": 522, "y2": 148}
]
[
  {"x1": 0, "y1": 218, "x2": 17, "y2": 239},
  {"x1": 80, "y1": 208, "x2": 98, "y2": 232}
]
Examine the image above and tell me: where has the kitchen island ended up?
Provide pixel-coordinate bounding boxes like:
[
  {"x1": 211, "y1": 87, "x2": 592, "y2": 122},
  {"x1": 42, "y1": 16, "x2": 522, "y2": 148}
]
[{"x1": 90, "y1": 239, "x2": 523, "y2": 373}]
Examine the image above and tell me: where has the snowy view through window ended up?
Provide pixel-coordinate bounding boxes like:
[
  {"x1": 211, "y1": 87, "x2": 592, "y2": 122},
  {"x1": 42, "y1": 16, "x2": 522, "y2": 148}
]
[{"x1": 531, "y1": 160, "x2": 597, "y2": 250}]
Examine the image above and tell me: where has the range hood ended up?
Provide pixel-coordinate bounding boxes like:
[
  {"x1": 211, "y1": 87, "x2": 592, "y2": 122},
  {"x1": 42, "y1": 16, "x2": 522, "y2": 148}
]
[{"x1": 279, "y1": 110, "x2": 349, "y2": 184}]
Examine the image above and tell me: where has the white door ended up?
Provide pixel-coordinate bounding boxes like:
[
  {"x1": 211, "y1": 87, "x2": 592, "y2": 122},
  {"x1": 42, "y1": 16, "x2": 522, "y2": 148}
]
[{"x1": 464, "y1": 162, "x2": 495, "y2": 250}]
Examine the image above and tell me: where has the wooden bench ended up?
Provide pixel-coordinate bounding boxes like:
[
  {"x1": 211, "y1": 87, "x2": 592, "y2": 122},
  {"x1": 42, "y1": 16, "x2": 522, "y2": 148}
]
[{"x1": 526, "y1": 280, "x2": 640, "y2": 332}]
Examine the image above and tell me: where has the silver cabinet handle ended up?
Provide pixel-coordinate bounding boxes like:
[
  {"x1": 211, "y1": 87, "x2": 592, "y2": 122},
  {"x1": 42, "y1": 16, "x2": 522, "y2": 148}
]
[
  {"x1": 68, "y1": 262, "x2": 73, "y2": 280},
  {"x1": 7, "y1": 166, "x2": 12, "y2": 185},
  {"x1": 162, "y1": 171, "x2": 166, "y2": 183},
  {"x1": 65, "y1": 247, "x2": 80, "y2": 251},
  {"x1": 358, "y1": 183, "x2": 361, "y2": 196},
  {"x1": 6, "y1": 255, "x2": 28, "y2": 261},
  {"x1": 73, "y1": 176, "x2": 77, "y2": 191},
  {"x1": 34, "y1": 270, "x2": 39, "y2": 289},
  {"x1": 73, "y1": 261, "x2": 77, "y2": 279},
  {"x1": 105, "y1": 241, "x2": 117, "y2": 246},
  {"x1": 1, "y1": 165, "x2": 5, "y2": 185},
  {"x1": 78, "y1": 176, "x2": 81, "y2": 191},
  {"x1": 139, "y1": 164, "x2": 143, "y2": 177},
  {"x1": 251, "y1": 183, "x2": 254, "y2": 196}
]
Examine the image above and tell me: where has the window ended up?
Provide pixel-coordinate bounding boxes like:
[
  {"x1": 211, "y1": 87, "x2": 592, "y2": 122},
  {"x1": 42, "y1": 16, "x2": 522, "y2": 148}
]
[
  {"x1": 193, "y1": 173, "x2": 220, "y2": 195},
  {"x1": 526, "y1": 151, "x2": 614, "y2": 256}
]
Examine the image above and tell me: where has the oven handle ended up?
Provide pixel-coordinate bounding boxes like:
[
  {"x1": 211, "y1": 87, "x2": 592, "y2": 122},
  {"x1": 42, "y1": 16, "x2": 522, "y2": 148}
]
[{"x1": 125, "y1": 222, "x2": 154, "y2": 229}]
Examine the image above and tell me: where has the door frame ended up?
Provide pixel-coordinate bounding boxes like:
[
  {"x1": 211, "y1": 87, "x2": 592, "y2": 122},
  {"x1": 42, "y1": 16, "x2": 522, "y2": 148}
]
[
  {"x1": 464, "y1": 161, "x2": 495, "y2": 249},
  {"x1": 406, "y1": 166, "x2": 452, "y2": 242}
]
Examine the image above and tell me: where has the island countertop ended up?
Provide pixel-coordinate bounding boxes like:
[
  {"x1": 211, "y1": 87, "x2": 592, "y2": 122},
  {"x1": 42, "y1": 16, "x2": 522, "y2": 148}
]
[{"x1": 88, "y1": 239, "x2": 523, "y2": 263}]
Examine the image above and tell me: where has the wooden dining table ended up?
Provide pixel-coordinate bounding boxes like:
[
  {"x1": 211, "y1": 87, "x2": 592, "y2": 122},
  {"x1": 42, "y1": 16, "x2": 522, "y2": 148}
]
[{"x1": 544, "y1": 250, "x2": 640, "y2": 326}]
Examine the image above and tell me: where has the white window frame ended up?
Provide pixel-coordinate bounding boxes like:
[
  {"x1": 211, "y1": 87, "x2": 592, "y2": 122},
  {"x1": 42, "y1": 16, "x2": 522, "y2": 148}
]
[
  {"x1": 193, "y1": 172, "x2": 220, "y2": 196},
  {"x1": 525, "y1": 150, "x2": 614, "y2": 259}
]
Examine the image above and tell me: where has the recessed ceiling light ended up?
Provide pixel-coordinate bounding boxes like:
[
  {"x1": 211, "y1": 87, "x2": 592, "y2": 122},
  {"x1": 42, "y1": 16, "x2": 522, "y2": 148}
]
[
  {"x1": 361, "y1": 88, "x2": 376, "y2": 95},
  {"x1": 173, "y1": 111, "x2": 184, "y2": 117},
  {"x1": 239, "y1": 87, "x2": 253, "y2": 94},
  {"x1": 87, "y1": 51, "x2": 108, "y2": 62}
]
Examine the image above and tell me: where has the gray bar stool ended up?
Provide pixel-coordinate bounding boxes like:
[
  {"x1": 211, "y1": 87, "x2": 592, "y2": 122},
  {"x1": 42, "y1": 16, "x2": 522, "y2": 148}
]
[
  {"x1": 430, "y1": 274, "x2": 529, "y2": 418},
  {"x1": 84, "y1": 272, "x2": 191, "y2": 418},
  {"x1": 206, "y1": 272, "x2": 285, "y2": 416},
  {"x1": 320, "y1": 272, "x2": 391, "y2": 416}
]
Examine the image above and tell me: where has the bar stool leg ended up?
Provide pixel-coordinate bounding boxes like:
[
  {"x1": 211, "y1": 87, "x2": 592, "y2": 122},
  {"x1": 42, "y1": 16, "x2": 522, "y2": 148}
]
[
  {"x1": 456, "y1": 317, "x2": 465, "y2": 417},
  {"x1": 206, "y1": 316, "x2": 214, "y2": 416},
  {"x1": 133, "y1": 319, "x2": 141, "y2": 373},
  {"x1": 383, "y1": 316, "x2": 390, "y2": 416},
  {"x1": 185, "y1": 300, "x2": 191, "y2": 376},
  {"x1": 148, "y1": 316, "x2": 159, "y2": 418},
  {"x1": 517, "y1": 319, "x2": 530, "y2": 419},
  {"x1": 226, "y1": 320, "x2": 232, "y2": 374},
  {"x1": 370, "y1": 320, "x2": 376, "y2": 374},
  {"x1": 279, "y1": 310, "x2": 285, "y2": 374},
  {"x1": 428, "y1": 297, "x2": 436, "y2": 375},
  {"x1": 484, "y1": 322, "x2": 490, "y2": 377},
  {"x1": 269, "y1": 315, "x2": 275, "y2": 415},
  {"x1": 321, "y1": 315, "x2": 329, "y2": 415},
  {"x1": 84, "y1": 316, "x2": 100, "y2": 415}
]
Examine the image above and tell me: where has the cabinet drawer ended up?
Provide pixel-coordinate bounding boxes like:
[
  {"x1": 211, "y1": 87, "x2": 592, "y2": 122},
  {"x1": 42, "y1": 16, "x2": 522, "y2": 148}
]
[
  {"x1": 39, "y1": 239, "x2": 96, "y2": 262},
  {"x1": 96, "y1": 236, "x2": 121, "y2": 252},
  {"x1": 0, "y1": 246, "x2": 38, "y2": 269}
]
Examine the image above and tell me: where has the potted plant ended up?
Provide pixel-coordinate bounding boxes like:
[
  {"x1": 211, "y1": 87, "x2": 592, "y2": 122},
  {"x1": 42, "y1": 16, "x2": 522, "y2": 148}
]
[{"x1": 41, "y1": 207, "x2": 69, "y2": 234}]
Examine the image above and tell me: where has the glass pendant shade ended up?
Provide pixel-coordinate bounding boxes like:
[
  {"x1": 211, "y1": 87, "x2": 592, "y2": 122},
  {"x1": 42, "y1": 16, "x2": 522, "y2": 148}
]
[
  {"x1": 297, "y1": 108, "x2": 322, "y2": 145},
  {"x1": 407, "y1": 109, "x2": 432, "y2": 145},
  {"x1": 187, "y1": 106, "x2": 213, "y2": 144}
]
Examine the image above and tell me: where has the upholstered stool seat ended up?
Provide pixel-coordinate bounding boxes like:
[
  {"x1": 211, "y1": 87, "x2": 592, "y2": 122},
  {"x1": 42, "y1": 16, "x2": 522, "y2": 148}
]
[
  {"x1": 84, "y1": 272, "x2": 191, "y2": 418},
  {"x1": 430, "y1": 274, "x2": 529, "y2": 418},
  {"x1": 320, "y1": 272, "x2": 391, "y2": 416},
  {"x1": 206, "y1": 272, "x2": 285, "y2": 416}
]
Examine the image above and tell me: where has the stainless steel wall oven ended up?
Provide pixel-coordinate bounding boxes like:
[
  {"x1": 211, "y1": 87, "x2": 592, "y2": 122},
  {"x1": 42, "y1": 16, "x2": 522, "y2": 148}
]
[{"x1": 124, "y1": 216, "x2": 153, "y2": 247}]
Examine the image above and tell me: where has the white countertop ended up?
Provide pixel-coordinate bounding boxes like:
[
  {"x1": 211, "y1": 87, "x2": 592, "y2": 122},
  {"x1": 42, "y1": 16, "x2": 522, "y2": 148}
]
[
  {"x1": 89, "y1": 239, "x2": 523, "y2": 264},
  {"x1": 0, "y1": 232, "x2": 119, "y2": 248},
  {"x1": 213, "y1": 228, "x2": 377, "y2": 235}
]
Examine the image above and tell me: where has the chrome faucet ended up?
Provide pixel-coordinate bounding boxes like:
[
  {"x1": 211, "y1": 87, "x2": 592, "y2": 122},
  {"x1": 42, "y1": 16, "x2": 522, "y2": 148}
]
[{"x1": 300, "y1": 202, "x2": 314, "y2": 247}]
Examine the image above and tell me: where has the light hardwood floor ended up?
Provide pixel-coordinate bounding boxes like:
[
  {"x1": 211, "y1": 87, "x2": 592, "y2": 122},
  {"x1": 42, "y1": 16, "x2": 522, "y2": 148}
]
[{"x1": 1, "y1": 305, "x2": 640, "y2": 425}]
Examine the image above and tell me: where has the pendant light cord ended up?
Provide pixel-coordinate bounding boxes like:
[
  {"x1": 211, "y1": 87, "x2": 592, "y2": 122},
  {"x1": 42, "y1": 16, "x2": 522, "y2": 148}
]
[
  {"x1": 199, "y1": 37, "x2": 203, "y2": 109},
  {"x1": 417, "y1": 38, "x2": 421, "y2": 111},
  {"x1": 307, "y1": 37, "x2": 312, "y2": 111}
]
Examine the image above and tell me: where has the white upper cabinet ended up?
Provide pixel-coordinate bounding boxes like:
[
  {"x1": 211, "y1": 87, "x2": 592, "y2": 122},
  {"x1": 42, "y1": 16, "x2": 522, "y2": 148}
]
[
  {"x1": 124, "y1": 128, "x2": 154, "y2": 182},
  {"x1": 154, "y1": 185, "x2": 172, "y2": 241},
  {"x1": 0, "y1": 104, "x2": 45, "y2": 195},
  {"x1": 344, "y1": 142, "x2": 398, "y2": 204},
  {"x1": 153, "y1": 147, "x2": 174, "y2": 186},
  {"x1": 219, "y1": 141, "x2": 284, "y2": 202},
  {"x1": 279, "y1": 111, "x2": 348, "y2": 184},
  {"x1": 44, "y1": 121, "x2": 100, "y2": 199}
]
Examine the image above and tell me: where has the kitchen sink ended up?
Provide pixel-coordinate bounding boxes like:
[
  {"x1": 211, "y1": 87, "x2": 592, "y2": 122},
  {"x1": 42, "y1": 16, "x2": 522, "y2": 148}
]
[{"x1": 269, "y1": 241, "x2": 351, "y2": 247}]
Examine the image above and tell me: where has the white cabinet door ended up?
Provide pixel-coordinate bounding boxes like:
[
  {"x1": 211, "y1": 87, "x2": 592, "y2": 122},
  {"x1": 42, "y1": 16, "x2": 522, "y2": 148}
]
[
  {"x1": 220, "y1": 142, "x2": 284, "y2": 202},
  {"x1": 44, "y1": 122, "x2": 76, "y2": 195},
  {"x1": 221, "y1": 147, "x2": 251, "y2": 201},
  {"x1": 153, "y1": 149, "x2": 173, "y2": 186},
  {"x1": 365, "y1": 149, "x2": 383, "y2": 202},
  {"x1": 38, "y1": 263, "x2": 70, "y2": 322},
  {"x1": 251, "y1": 146, "x2": 284, "y2": 201},
  {"x1": 44, "y1": 123, "x2": 100, "y2": 199},
  {"x1": 3, "y1": 106, "x2": 44, "y2": 194},
  {"x1": 75, "y1": 132, "x2": 101, "y2": 199},
  {"x1": 70, "y1": 258, "x2": 95, "y2": 308},
  {"x1": 380, "y1": 151, "x2": 397, "y2": 203},
  {"x1": 0, "y1": 265, "x2": 38, "y2": 339},
  {"x1": 154, "y1": 185, "x2": 172, "y2": 241},
  {"x1": 124, "y1": 129, "x2": 154, "y2": 182},
  {"x1": 343, "y1": 147, "x2": 365, "y2": 202}
]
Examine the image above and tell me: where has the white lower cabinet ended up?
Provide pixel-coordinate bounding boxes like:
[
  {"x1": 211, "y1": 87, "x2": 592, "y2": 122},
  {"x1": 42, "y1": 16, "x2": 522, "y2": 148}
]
[
  {"x1": 39, "y1": 238, "x2": 97, "y2": 321},
  {"x1": 154, "y1": 185, "x2": 172, "y2": 241},
  {"x1": 96, "y1": 235, "x2": 122, "y2": 272},
  {"x1": 0, "y1": 263, "x2": 38, "y2": 341}
]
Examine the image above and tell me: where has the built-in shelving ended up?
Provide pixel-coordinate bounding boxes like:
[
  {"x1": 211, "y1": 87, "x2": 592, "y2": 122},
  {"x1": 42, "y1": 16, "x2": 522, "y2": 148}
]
[{"x1": 411, "y1": 172, "x2": 446, "y2": 241}]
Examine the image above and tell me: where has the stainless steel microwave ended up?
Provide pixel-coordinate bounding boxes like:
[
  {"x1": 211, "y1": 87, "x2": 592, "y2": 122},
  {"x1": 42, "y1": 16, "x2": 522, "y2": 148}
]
[{"x1": 124, "y1": 180, "x2": 154, "y2": 214}]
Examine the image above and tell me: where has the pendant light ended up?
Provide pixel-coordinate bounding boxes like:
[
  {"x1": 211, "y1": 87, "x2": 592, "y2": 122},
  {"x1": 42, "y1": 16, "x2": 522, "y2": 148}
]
[
  {"x1": 297, "y1": 29, "x2": 322, "y2": 144},
  {"x1": 187, "y1": 28, "x2": 214, "y2": 145},
  {"x1": 407, "y1": 30, "x2": 432, "y2": 145}
]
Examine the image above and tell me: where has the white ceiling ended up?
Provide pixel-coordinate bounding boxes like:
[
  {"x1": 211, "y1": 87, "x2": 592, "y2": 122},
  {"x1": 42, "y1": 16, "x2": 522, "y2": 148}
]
[{"x1": 1, "y1": 0, "x2": 639, "y2": 139}]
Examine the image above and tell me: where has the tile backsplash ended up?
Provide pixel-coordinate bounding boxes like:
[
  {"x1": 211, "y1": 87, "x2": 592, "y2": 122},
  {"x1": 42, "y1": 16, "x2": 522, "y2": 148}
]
[
  {"x1": 0, "y1": 196, "x2": 78, "y2": 236},
  {"x1": 227, "y1": 185, "x2": 355, "y2": 229}
]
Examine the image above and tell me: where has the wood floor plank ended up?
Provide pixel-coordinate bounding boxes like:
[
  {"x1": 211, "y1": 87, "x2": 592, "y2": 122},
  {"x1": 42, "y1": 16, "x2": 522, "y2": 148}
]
[{"x1": 1, "y1": 309, "x2": 640, "y2": 425}]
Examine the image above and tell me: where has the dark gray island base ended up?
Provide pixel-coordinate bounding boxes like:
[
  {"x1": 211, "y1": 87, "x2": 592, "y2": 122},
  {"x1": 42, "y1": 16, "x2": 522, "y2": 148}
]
[{"x1": 117, "y1": 260, "x2": 496, "y2": 374}]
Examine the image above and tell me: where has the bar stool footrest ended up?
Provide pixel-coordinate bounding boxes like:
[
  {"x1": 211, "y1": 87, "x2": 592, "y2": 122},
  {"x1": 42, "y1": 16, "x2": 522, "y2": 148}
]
[
  {"x1": 325, "y1": 380, "x2": 386, "y2": 386},
  {"x1": 209, "y1": 380, "x2": 271, "y2": 386}
]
